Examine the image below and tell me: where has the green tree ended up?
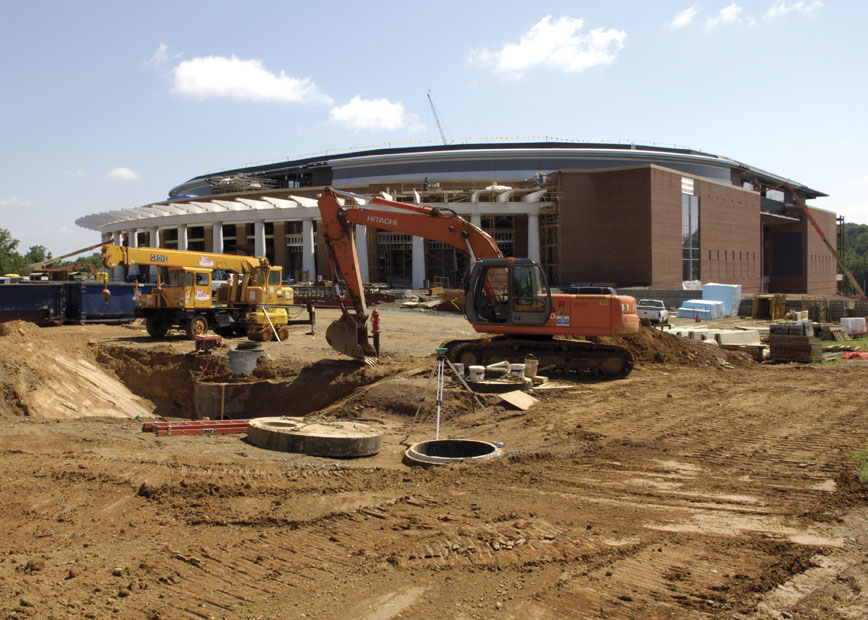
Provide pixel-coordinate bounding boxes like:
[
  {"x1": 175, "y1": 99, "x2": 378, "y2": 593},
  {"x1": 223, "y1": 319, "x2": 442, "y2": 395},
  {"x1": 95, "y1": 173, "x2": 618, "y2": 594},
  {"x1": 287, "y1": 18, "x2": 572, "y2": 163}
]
[
  {"x1": 0, "y1": 228, "x2": 26, "y2": 274},
  {"x1": 843, "y1": 223, "x2": 868, "y2": 295},
  {"x1": 24, "y1": 245, "x2": 51, "y2": 265}
]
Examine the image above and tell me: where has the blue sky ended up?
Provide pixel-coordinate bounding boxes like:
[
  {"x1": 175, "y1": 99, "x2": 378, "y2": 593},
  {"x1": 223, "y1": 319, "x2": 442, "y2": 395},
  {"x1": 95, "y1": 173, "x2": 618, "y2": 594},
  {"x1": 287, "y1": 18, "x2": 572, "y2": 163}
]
[{"x1": 1, "y1": 1, "x2": 865, "y2": 256}]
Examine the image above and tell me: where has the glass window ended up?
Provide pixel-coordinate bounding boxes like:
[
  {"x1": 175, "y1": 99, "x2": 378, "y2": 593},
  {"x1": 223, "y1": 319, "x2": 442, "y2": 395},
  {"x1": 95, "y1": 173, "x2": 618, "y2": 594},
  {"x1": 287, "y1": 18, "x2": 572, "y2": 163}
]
[
  {"x1": 195, "y1": 272, "x2": 210, "y2": 287},
  {"x1": 268, "y1": 269, "x2": 281, "y2": 285},
  {"x1": 681, "y1": 195, "x2": 701, "y2": 281},
  {"x1": 512, "y1": 265, "x2": 546, "y2": 311}
]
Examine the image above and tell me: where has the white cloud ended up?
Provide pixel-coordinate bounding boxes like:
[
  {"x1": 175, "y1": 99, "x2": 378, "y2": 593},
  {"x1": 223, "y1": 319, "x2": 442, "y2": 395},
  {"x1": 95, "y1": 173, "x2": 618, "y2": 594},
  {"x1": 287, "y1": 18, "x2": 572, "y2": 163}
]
[
  {"x1": 468, "y1": 16, "x2": 627, "y2": 80},
  {"x1": 0, "y1": 196, "x2": 33, "y2": 207},
  {"x1": 171, "y1": 55, "x2": 332, "y2": 105},
  {"x1": 146, "y1": 43, "x2": 169, "y2": 67},
  {"x1": 63, "y1": 169, "x2": 86, "y2": 177},
  {"x1": 105, "y1": 168, "x2": 141, "y2": 181},
  {"x1": 764, "y1": 1, "x2": 823, "y2": 20},
  {"x1": 705, "y1": 3, "x2": 744, "y2": 29},
  {"x1": 329, "y1": 96, "x2": 421, "y2": 133},
  {"x1": 668, "y1": 4, "x2": 700, "y2": 30}
]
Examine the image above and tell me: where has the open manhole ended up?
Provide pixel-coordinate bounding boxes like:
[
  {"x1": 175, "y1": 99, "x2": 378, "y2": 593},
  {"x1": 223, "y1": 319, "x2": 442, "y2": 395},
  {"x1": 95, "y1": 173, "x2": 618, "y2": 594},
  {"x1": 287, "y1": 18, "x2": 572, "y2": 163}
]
[
  {"x1": 247, "y1": 416, "x2": 382, "y2": 458},
  {"x1": 404, "y1": 439, "x2": 502, "y2": 467}
]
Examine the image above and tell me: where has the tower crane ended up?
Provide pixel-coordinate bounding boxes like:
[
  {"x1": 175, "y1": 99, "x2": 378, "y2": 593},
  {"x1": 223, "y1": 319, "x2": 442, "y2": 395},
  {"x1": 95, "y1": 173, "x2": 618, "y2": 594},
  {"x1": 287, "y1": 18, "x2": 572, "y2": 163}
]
[{"x1": 426, "y1": 91, "x2": 449, "y2": 145}]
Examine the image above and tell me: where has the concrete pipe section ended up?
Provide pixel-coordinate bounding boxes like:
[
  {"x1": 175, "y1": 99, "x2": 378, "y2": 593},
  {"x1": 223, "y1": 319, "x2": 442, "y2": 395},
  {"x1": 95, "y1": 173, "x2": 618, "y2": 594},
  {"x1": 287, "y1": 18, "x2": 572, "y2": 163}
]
[
  {"x1": 404, "y1": 439, "x2": 502, "y2": 467},
  {"x1": 247, "y1": 417, "x2": 382, "y2": 458}
]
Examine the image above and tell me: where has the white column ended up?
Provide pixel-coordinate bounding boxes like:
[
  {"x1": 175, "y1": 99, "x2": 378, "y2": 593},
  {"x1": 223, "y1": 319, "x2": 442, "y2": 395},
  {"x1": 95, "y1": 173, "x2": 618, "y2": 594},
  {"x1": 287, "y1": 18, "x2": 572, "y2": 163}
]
[
  {"x1": 127, "y1": 228, "x2": 139, "y2": 278},
  {"x1": 112, "y1": 231, "x2": 123, "y2": 281},
  {"x1": 254, "y1": 220, "x2": 265, "y2": 257},
  {"x1": 471, "y1": 214, "x2": 482, "y2": 228},
  {"x1": 177, "y1": 224, "x2": 188, "y2": 251},
  {"x1": 412, "y1": 235, "x2": 425, "y2": 289},
  {"x1": 527, "y1": 214, "x2": 541, "y2": 264},
  {"x1": 148, "y1": 228, "x2": 159, "y2": 281},
  {"x1": 212, "y1": 222, "x2": 223, "y2": 254},
  {"x1": 302, "y1": 219, "x2": 316, "y2": 281},
  {"x1": 355, "y1": 225, "x2": 369, "y2": 284}
]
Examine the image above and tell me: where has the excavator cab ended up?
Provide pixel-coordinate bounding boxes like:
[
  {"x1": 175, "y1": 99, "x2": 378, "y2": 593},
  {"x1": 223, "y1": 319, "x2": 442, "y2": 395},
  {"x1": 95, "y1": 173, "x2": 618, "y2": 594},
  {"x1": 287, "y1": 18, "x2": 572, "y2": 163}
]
[{"x1": 465, "y1": 258, "x2": 552, "y2": 327}]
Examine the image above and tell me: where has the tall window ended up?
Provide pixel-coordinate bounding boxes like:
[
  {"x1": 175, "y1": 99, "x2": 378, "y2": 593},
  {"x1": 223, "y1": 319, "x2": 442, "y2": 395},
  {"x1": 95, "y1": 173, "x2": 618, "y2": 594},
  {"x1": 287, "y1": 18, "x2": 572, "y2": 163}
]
[{"x1": 682, "y1": 194, "x2": 700, "y2": 281}]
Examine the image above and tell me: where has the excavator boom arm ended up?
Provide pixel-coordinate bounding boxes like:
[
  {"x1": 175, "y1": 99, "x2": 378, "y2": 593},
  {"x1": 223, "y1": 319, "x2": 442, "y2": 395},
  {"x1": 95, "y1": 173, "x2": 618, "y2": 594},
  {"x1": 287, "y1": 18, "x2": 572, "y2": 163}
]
[
  {"x1": 318, "y1": 186, "x2": 502, "y2": 360},
  {"x1": 319, "y1": 187, "x2": 501, "y2": 316}
]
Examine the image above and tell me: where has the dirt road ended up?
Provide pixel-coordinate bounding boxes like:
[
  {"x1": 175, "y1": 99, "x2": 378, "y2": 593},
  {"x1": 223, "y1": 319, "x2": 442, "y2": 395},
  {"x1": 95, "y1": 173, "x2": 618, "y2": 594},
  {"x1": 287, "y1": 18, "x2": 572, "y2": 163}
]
[{"x1": 1, "y1": 311, "x2": 867, "y2": 619}]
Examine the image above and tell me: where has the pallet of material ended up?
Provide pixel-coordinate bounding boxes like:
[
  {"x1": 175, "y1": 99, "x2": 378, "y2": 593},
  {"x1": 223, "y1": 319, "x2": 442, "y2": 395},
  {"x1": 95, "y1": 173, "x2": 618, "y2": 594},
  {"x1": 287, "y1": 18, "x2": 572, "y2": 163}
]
[
  {"x1": 768, "y1": 335, "x2": 823, "y2": 363},
  {"x1": 801, "y1": 296, "x2": 827, "y2": 322},
  {"x1": 752, "y1": 294, "x2": 787, "y2": 320},
  {"x1": 142, "y1": 419, "x2": 251, "y2": 436}
]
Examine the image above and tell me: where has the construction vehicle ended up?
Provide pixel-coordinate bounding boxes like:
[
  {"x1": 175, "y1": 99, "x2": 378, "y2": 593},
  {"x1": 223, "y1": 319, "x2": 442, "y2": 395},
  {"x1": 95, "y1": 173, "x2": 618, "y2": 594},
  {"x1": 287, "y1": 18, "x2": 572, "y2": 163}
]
[
  {"x1": 101, "y1": 244, "x2": 299, "y2": 340},
  {"x1": 318, "y1": 187, "x2": 640, "y2": 377}
]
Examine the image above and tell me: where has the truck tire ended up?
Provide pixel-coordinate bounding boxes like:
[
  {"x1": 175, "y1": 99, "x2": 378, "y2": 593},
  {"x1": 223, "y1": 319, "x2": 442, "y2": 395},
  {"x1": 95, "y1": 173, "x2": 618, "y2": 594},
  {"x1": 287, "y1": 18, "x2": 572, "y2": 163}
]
[
  {"x1": 146, "y1": 318, "x2": 170, "y2": 338},
  {"x1": 277, "y1": 327, "x2": 290, "y2": 341},
  {"x1": 185, "y1": 315, "x2": 209, "y2": 339}
]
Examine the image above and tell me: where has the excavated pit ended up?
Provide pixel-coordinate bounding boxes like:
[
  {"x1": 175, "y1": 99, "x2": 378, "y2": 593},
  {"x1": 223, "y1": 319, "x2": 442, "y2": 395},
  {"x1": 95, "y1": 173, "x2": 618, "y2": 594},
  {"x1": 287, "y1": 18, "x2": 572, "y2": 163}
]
[{"x1": 0, "y1": 321, "x2": 756, "y2": 423}]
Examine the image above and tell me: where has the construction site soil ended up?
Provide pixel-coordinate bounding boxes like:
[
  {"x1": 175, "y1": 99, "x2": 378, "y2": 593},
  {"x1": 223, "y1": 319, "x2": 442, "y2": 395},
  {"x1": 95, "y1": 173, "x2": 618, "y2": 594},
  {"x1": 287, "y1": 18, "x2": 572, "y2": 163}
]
[{"x1": 2, "y1": 309, "x2": 868, "y2": 619}]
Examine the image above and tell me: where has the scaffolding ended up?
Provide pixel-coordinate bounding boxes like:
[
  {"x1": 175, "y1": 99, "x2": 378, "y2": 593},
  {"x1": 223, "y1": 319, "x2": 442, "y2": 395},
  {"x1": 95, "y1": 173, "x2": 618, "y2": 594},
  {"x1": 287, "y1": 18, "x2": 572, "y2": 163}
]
[
  {"x1": 540, "y1": 181, "x2": 561, "y2": 285},
  {"x1": 208, "y1": 175, "x2": 278, "y2": 194}
]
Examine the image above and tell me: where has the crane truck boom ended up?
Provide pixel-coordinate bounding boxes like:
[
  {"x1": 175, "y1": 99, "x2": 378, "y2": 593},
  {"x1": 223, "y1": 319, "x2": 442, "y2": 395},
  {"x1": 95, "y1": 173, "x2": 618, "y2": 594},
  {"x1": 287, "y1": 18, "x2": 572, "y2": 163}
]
[
  {"x1": 101, "y1": 244, "x2": 297, "y2": 339},
  {"x1": 318, "y1": 187, "x2": 640, "y2": 377}
]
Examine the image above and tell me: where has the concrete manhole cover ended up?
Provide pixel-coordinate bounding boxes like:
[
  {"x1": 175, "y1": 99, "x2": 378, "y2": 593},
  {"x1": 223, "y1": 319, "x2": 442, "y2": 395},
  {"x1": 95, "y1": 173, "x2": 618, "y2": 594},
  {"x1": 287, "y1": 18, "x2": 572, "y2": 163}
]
[
  {"x1": 404, "y1": 439, "x2": 502, "y2": 467},
  {"x1": 247, "y1": 417, "x2": 382, "y2": 458}
]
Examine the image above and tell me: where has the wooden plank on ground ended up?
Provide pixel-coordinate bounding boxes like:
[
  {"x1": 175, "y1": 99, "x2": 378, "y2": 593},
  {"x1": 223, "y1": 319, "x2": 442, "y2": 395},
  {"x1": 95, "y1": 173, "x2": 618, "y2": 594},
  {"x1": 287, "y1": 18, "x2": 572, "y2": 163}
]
[{"x1": 498, "y1": 390, "x2": 539, "y2": 411}]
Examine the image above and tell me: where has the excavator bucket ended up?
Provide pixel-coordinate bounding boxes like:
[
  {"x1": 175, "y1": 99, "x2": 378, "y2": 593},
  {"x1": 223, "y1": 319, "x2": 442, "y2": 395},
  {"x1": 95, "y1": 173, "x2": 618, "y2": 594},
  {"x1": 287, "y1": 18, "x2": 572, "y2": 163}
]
[{"x1": 326, "y1": 314, "x2": 378, "y2": 363}]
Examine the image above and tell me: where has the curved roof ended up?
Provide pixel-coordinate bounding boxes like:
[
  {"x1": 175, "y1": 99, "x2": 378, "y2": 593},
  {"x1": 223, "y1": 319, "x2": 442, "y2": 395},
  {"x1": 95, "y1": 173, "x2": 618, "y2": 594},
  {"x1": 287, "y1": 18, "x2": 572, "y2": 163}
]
[
  {"x1": 168, "y1": 141, "x2": 826, "y2": 200},
  {"x1": 77, "y1": 141, "x2": 827, "y2": 235}
]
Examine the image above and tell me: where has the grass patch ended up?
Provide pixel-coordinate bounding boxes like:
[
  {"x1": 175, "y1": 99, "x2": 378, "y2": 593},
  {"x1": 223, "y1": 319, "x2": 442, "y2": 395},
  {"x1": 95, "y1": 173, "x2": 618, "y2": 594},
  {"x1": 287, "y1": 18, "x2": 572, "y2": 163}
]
[
  {"x1": 821, "y1": 335, "x2": 868, "y2": 352},
  {"x1": 854, "y1": 447, "x2": 868, "y2": 484}
]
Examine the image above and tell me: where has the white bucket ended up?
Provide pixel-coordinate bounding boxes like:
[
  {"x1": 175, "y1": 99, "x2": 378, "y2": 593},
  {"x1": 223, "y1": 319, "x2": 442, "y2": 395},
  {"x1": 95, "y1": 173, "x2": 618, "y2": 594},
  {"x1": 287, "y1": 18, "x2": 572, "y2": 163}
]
[
  {"x1": 468, "y1": 365, "x2": 485, "y2": 382},
  {"x1": 451, "y1": 363, "x2": 465, "y2": 381},
  {"x1": 509, "y1": 363, "x2": 525, "y2": 378},
  {"x1": 523, "y1": 355, "x2": 538, "y2": 378}
]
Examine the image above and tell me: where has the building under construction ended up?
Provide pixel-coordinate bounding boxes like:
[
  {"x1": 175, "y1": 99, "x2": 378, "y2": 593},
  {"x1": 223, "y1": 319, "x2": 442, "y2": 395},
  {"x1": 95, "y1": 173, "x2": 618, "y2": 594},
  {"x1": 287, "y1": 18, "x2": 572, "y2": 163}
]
[{"x1": 77, "y1": 142, "x2": 838, "y2": 295}]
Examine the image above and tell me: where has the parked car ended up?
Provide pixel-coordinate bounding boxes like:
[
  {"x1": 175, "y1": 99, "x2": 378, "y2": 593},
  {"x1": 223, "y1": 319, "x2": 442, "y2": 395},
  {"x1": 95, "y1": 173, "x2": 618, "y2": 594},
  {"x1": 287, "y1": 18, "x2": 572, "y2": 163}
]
[{"x1": 636, "y1": 299, "x2": 669, "y2": 324}]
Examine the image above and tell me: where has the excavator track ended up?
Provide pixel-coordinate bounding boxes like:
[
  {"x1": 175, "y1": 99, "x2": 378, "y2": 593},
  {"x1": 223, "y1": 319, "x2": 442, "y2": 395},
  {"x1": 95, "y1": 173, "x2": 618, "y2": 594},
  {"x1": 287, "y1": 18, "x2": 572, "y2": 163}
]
[{"x1": 443, "y1": 336, "x2": 634, "y2": 379}]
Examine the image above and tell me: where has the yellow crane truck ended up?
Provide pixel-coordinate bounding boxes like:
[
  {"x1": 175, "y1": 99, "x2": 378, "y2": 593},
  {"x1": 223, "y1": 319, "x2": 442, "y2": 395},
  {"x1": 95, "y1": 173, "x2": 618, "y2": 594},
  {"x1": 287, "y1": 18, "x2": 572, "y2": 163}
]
[{"x1": 101, "y1": 244, "x2": 303, "y2": 340}]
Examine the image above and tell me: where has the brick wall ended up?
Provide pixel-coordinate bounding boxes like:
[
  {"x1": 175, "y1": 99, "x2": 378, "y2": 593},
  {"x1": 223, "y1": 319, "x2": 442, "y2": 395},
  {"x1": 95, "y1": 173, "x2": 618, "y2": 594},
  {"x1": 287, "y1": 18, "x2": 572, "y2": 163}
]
[
  {"x1": 648, "y1": 168, "x2": 683, "y2": 288},
  {"x1": 557, "y1": 168, "x2": 652, "y2": 285},
  {"x1": 805, "y1": 206, "x2": 838, "y2": 295},
  {"x1": 696, "y1": 180, "x2": 762, "y2": 294}
]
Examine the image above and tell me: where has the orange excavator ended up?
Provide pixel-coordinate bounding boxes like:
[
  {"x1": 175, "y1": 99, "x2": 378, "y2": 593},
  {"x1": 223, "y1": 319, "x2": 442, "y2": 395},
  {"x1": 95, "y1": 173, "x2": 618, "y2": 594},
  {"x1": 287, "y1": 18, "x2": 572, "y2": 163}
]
[{"x1": 318, "y1": 187, "x2": 640, "y2": 378}]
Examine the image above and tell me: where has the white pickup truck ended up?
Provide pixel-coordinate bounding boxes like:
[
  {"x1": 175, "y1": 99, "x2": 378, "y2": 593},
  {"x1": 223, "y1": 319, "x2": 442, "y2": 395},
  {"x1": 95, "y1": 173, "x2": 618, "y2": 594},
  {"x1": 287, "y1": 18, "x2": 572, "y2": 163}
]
[{"x1": 636, "y1": 299, "x2": 669, "y2": 324}]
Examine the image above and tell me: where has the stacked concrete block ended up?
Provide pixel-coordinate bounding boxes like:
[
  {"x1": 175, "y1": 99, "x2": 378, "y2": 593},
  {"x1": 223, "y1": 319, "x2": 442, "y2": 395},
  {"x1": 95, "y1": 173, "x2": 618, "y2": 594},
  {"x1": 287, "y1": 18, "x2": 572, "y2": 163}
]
[{"x1": 768, "y1": 335, "x2": 823, "y2": 362}]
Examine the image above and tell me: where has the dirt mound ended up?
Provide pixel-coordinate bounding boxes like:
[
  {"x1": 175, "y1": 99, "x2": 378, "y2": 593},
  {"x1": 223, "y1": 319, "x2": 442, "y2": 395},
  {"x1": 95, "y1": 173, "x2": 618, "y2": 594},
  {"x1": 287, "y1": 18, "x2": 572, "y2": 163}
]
[
  {"x1": 0, "y1": 321, "x2": 154, "y2": 419},
  {"x1": 602, "y1": 325, "x2": 754, "y2": 368}
]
